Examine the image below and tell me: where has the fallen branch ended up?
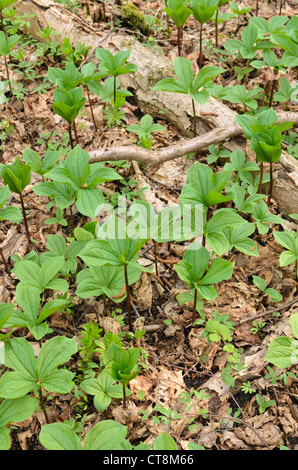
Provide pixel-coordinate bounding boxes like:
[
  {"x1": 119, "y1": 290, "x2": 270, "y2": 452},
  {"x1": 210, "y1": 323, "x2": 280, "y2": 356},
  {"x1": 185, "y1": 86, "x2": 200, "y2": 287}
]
[{"x1": 89, "y1": 113, "x2": 298, "y2": 167}]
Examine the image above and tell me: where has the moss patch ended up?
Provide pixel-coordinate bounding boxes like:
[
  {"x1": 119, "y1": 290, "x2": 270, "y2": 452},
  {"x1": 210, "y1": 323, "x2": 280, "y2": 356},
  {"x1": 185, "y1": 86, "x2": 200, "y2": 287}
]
[{"x1": 122, "y1": 3, "x2": 150, "y2": 36}]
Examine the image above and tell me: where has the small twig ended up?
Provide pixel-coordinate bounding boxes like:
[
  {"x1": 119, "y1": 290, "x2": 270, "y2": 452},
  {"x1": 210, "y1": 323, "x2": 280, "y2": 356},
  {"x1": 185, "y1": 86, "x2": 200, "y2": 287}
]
[{"x1": 234, "y1": 298, "x2": 298, "y2": 326}]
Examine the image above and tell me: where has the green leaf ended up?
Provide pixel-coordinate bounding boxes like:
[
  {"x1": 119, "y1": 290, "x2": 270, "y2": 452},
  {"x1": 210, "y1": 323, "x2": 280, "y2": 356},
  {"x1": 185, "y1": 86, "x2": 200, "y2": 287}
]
[
  {"x1": 290, "y1": 313, "x2": 298, "y2": 340},
  {"x1": 265, "y1": 337, "x2": 298, "y2": 369},
  {"x1": 200, "y1": 258, "x2": 234, "y2": 285},
  {"x1": 81, "y1": 372, "x2": 125, "y2": 413},
  {"x1": 153, "y1": 433, "x2": 178, "y2": 450},
  {"x1": 39, "y1": 423, "x2": 82, "y2": 450},
  {"x1": 83, "y1": 420, "x2": 127, "y2": 450},
  {"x1": 37, "y1": 336, "x2": 78, "y2": 379}
]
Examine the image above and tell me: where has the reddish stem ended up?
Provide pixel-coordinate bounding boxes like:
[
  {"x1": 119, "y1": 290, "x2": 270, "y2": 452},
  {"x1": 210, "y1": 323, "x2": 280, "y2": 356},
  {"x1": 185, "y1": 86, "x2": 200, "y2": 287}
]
[
  {"x1": 192, "y1": 288, "x2": 198, "y2": 323},
  {"x1": 19, "y1": 193, "x2": 31, "y2": 244},
  {"x1": 124, "y1": 264, "x2": 133, "y2": 331}
]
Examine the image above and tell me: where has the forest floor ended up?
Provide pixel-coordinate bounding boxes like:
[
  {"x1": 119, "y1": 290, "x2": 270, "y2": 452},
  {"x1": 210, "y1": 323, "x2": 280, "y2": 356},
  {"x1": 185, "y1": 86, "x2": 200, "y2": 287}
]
[{"x1": 0, "y1": 0, "x2": 297, "y2": 451}]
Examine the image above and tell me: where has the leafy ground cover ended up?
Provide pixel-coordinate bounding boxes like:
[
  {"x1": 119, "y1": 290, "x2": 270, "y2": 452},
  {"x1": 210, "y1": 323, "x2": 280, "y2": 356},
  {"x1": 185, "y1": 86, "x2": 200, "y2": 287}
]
[{"x1": 0, "y1": 0, "x2": 297, "y2": 451}]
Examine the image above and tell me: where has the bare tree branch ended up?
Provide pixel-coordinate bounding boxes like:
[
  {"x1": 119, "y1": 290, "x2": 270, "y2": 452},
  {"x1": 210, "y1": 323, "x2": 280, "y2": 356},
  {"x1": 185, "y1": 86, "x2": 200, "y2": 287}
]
[{"x1": 89, "y1": 112, "x2": 298, "y2": 167}]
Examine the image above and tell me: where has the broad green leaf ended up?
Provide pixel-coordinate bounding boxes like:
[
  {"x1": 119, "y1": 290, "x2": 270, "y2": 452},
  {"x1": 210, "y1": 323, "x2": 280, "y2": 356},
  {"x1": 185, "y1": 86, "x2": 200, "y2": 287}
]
[
  {"x1": 37, "y1": 336, "x2": 78, "y2": 378},
  {"x1": 83, "y1": 420, "x2": 127, "y2": 450},
  {"x1": 153, "y1": 432, "x2": 178, "y2": 450},
  {"x1": 39, "y1": 423, "x2": 82, "y2": 450}
]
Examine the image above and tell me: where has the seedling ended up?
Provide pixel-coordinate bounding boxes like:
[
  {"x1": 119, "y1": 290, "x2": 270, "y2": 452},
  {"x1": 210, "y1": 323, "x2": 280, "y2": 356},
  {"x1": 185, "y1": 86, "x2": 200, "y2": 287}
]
[
  {"x1": 251, "y1": 199, "x2": 284, "y2": 234},
  {"x1": 256, "y1": 394, "x2": 276, "y2": 414},
  {"x1": 153, "y1": 57, "x2": 224, "y2": 136},
  {"x1": 79, "y1": 215, "x2": 151, "y2": 331},
  {"x1": 1, "y1": 158, "x2": 31, "y2": 243},
  {"x1": 77, "y1": 321, "x2": 103, "y2": 378},
  {"x1": 265, "y1": 365, "x2": 296, "y2": 386},
  {"x1": 221, "y1": 84, "x2": 262, "y2": 112},
  {"x1": 0, "y1": 31, "x2": 19, "y2": 92},
  {"x1": 95, "y1": 48, "x2": 137, "y2": 103},
  {"x1": 224, "y1": 149, "x2": 260, "y2": 182},
  {"x1": 175, "y1": 241, "x2": 234, "y2": 322},
  {"x1": 103, "y1": 343, "x2": 141, "y2": 408},
  {"x1": 13, "y1": 256, "x2": 69, "y2": 297},
  {"x1": 128, "y1": 200, "x2": 203, "y2": 276},
  {"x1": 240, "y1": 381, "x2": 256, "y2": 394},
  {"x1": 223, "y1": 222, "x2": 259, "y2": 257},
  {"x1": 252, "y1": 275, "x2": 282, "y2": 303},
  {"x1": 0, "y1": 0, "x2": 18, "y2": 34},
  {"x1": 270, "y1": 19, "x2": 298, "y2": 68},
  {"x1": 230, "y1": 185, "x2": 265, "y2": 214},
  {"x1": 76, "y1": 262, "x2": 141, "y2": 303},
  {"x1": 39, "y1": 234, "x2": 86, "y2": 276},
  {"x1": 236, "y1": 108, "x2": 293, "y2": 203},
  {"x1": 201, "y1": 310, "x2": 234, "y2": 343},
  {"x1": 5, "y1": 286, "x2": 69, "y2": 341},
  {"x1": 250, "y1": 319, "x2": 266, "y2": 334},
  {"x1": 0, "y1": 396, "x2": 37, "y2": 450},
  {"x1": 51, "y1": 87, "x2": 86, "y2": 148},
  {"x1": 127, "y1": 114, "x2": 166, "y2": 149},
  {"x1": 274, "y1": 76, "x2": 298, "y2": 109},
  {"x1": 223, "y1": 22, "x2": 272, "y2": 60},
  {"x1": 179, "y1": 162, "x2": 232, "y2": 214},
  {"x1": 48, "y1": 61, "x2": 107, "y2": 130},
  {"x1": 0, "y1": 185, "x2": 21, "y2": 271},
  {"x1": 207, "y1": 143, "x2": 231, "y2": 164},
  {"x1": 250, "y1": 49, "x2": 285, "y2": 108},
  {"x1": 163, "y1": 0, "x2": 191, "y2": 56},
  {"x1": 0, "y1": 336, "x2": 78, "y2": 424},
  {"x1": 250, "y1": 15, "x2": 288, "y2": 40},
  {"x1": 23, "y1": 148, "x2": 61, "y2": 181},
  {"x1": 228, "y1": 1, "x2": 252, "y2": 24},
  {"x1": 265, "y1": 312, "x2": 298, "y2": 368},
  {"x1": 81, "y1": 371, "x2": 130, "y2": 413},
  {"x1": 212, "y1": 0, "x2": 232, "y2": 48},
  {"x1": 190, "y1": 0, "x2": 220, "y2": 68},
  {"x1": 39, "y1": 145, "x2": 122, "y2": 220},
  {"x1": 273, "y1": 230, "x2": 298, "y2": 278},
  {"x1": 202, "y1": 208, "x2": 251, "y2": 255}
]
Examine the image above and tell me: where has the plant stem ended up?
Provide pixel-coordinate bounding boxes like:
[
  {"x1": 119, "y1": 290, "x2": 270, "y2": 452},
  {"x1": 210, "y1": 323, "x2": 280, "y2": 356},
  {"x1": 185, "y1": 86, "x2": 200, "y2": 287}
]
[
  {"x1": 199, "y1": 23, "x2": 203, "y2": 69},
  {"x1": 4, "y1": 54, "x2": 12, "y2": 93},
  {"x1": 19, "y1": 193, "x2": 31, "y2": 244},
  {"x1": 177, "y1": 27, "x2": 182, "y2": 56},
  {"x1": 191, "y1": 98, "x2": 197, "y2": 138},
  {"x1": 73, "y1": 120, "x2": 79, "y2": 145},
  {"x1": 256, "y1": 0, "x2": 259, "y2": 15},
  {"x1": 154, "y1": 240, "x2": 159, "y2": 277},
  {"x1": 215, "y1": 9, "x2": 219, "y2": 48},
  {"x1": 122, "y1": 383, "x2": 127, "y2": 409},
  {"x1": 38, "y1": 388, "x2": 50, "y2": 424},
  {"x1": 166, "y1": 13, "x2": 170, "y2": 37},
  {"x1": 257, "y1": 162, "x2": 264, "y2": 193},
  {"x1": 269, "y1": 80, "x2": 276, "y2": 108},
  {"x1": 113, "y1": 76, "x2": 117, "y2": 105},
  {"x1": 192, "y1": 288, "x2": 198, "y2": 323},
  {"x1": 124, "y1": 263, "x2": 133, "y2": 331},
  {"x1": 69, "y1": 204, "x2": 75, "y2": 232},
  {"x1": 86, "y1": 86, "x2": 97, "y2": 131},
  {"x1": 68, "y1": 122, "x2": 74, "y2": 149},
  {"x1": 267, "y1": 162, "x2": 273, "y2": 205},
  {"x1": 202, "y1": 233, "x2": 206, "y2": 247},
  {"x1": 102, "y1": 0, "x2": 106, "y2": 22},
  {"x1": 279, "y1": 0, "x2": 283, "y2": 14},
  {"x1": 0, "y1": 246, "x2": 9, "y2": 273}
]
